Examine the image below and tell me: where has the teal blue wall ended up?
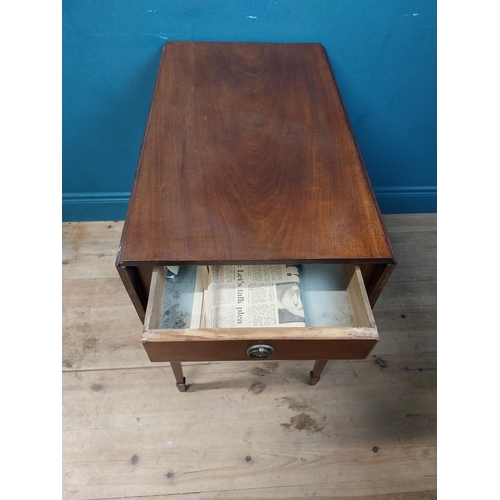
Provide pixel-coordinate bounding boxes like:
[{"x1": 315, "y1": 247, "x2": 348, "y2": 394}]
[{"x1": 63, "y1": 0, "x2": 436, "y2": 221}]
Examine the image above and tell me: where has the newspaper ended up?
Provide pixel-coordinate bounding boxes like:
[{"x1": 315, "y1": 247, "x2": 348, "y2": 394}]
[{"x1": 205, "y1": 265, "x2": 305, "y2": 328}]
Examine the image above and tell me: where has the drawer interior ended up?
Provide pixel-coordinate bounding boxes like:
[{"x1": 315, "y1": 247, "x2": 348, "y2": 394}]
[
  {"x1": 143, "y1": 264, "x2": 378, "y2": 361},
  {"x1": 146, "y1": 264, "x2": 375, "y2": 331},
  {"x1": 302, "y1": 264, "x2": 356, "y2": 327}
]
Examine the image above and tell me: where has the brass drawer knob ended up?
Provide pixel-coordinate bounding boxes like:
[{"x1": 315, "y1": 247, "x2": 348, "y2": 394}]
[{"x1": 247, "y1": 344, "x2": 275, "y2": 360}]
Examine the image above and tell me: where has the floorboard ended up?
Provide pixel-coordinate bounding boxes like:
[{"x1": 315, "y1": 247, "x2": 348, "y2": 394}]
[{"x1": 62, "y1": 214, "x2": 437, "y2": 499}]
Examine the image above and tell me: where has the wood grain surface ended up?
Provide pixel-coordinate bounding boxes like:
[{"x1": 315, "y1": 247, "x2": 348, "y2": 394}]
[{"x1": 119, "y1": 42, "x2": 395, "y2": 266}]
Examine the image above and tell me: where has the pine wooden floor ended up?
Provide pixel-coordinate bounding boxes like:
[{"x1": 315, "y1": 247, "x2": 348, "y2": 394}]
[{"x1": 62, "y1": 214, "x2": 437, "y2": 500}]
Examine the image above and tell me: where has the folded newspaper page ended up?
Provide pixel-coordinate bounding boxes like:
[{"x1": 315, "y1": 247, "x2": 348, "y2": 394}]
[{"x1": 205, "y1": 265, "x2": 305, "y2": 328}]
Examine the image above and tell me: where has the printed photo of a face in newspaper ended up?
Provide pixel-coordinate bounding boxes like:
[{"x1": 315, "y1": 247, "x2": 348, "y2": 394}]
[{"x1": 275, "y1": 281, "x2": 304, "y2": 324}]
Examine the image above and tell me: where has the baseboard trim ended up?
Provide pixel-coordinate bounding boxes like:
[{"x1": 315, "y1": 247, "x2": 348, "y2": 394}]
[
  {"x1": 62, "y1": 192, "x2": 130, "y2": 222},
  {"x1": 62, "y1": 187, "x2": 436, "y2": 222},
  {"x1": 374, "y1": 186, "x2": 437, "y2": 214}
]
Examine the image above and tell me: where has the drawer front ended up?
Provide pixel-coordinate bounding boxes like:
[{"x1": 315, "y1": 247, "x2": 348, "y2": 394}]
[
  {"x1": 143, "y1": 336, "x2": 378, "y2": 362},
  {"x1": 142, "y1": 264, "x2": 378, "y2": 362}
]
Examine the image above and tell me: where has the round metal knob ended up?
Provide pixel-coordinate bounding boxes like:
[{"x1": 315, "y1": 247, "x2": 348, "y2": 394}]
[{"x1": 247, "y1": 344, "x2": 275, "y2": 360}]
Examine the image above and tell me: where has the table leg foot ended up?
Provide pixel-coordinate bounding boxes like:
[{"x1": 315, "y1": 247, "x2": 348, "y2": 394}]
[
  {"x1": 176, "y1": 377, "x2": 188, "y2": 392},
  {"x1": 171, "y1": 362, "x2": 188, "y2": 392},
  {"x1": 309, "y1": 360, "x2": 328, "y2": 386}
]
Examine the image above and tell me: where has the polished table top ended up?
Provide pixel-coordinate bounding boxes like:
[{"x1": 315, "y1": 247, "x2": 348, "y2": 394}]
[{"x1": 118, "y1": 41, "x2": 395, "y2": 266}]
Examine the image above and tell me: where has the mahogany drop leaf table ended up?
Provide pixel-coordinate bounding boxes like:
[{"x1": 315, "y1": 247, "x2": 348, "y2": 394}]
[{"x1": 116, "y1": 42, "x2": 396, "y2": 392}]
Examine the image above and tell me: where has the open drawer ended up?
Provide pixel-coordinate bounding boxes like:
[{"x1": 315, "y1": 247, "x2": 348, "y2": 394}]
[{"x1": 142, "y1": 264, "x2": 379, "y2": 362}]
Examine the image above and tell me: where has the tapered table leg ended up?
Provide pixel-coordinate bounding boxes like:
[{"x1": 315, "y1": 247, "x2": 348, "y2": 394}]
[
  {"x1": 171, "y1": 362, "x2": 187, "y2": 392},
  {"x1": 309, "y1": 360, "x2": 328, "y2": 385}
]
